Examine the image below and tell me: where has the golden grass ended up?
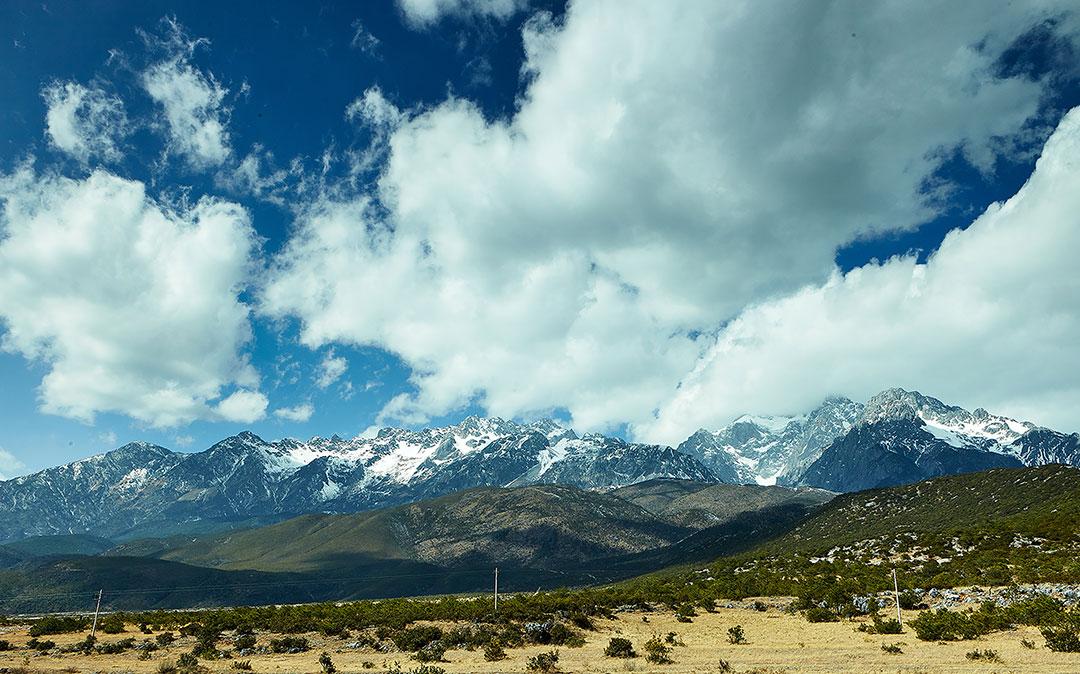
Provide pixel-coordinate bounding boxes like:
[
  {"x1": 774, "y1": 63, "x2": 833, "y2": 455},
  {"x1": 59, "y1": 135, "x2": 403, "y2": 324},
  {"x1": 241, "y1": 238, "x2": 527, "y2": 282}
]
[{"x1": 2, "y1": 604, "x2": 1078, "y2": 673}]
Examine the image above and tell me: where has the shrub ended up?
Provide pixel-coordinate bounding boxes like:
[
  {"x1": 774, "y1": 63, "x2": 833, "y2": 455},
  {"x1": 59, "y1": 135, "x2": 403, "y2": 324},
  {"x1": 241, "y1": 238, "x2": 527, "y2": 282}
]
[
  {"x1": 525, "y1": 649, "x2": 560, "y2": 673},
  {"x1": 643, "y1": 635, "x2": 673, "y2": 664},
  {"x1": 71, "y1": 635, "x2": 96, "y2": 655},
  {"x1": 393, "y1": 625, "x2": 443, "y2": 652},
  {"x1": 1042, "y1": 625, "x2": 1080, "y2": 652},
  {"x1": 717, "y1": 658, "x2": 733, "y2": 672},
  {"x1": 604, "y1": 637, "x2": 636, "y2": 658},
  {"x1": 804, "y1": 607, "x2": 838, "y2": 623},
  {"x1": 231, "y1": 661, "x2": 253, "y2": 671},
  {"x1": 413, "y1": 640, "x2": 446, "y2": 663},
  {"x1": 29, "y1": 615, "x2": 89, "y2": 636},
  {"x1": 965, "y1": 648, "x2": 1001, "y2": 662},
  {"x1": 100, "y1": 615, "x2": 126, "y2": 634},
  {"x1": 898, "y1": 590, "x2": 922, "y2": 610},
  {"x1": 141, "y1": 622, "x2": 154, "y2": 634},
  {"x1": 269, "y1": 636, "x2": 310, "y2": 653},
  {"x1": 158, "y1": 662, "x2": 179, "y2": 674},
  {"x1": 569, "y1": 613, "x2": 595, "y2": 630},
  {"x1": 752, "y1": 601, "x2": 768, "y2": 612},
  {"x1": 871, "y1": 617, "x2": 903, "y2": 634},
  {"x1": 881, "y1": 642, "x2": 902, "y2": 654},
  {"x1": 483, "y1": 641, "x2": 507, "y2": 661},
  {"x1": 727, "y1": 625, "x2": 747, "y2": 645},
  {"x1": 156, "y1": 632, "x2": 177, "y2": 647},
  {"x1": 234, "y1": 633, "x2": 257, "y2": 651},
  {"x1": 27, "y1": 638, "x2": 56, "y2": 651},
  {"x1": 1020, "y1": 638, "x2": 1036, "y2": 649},
  {"x1": 320, "y1": 651, "x2": 337, "y2": 673},
  {"x1": 97, "y1": 637, "x2": 137, "y2": 654},
  {"x1": 0, "y1": 640, "x2": 9, "y2": 651}
]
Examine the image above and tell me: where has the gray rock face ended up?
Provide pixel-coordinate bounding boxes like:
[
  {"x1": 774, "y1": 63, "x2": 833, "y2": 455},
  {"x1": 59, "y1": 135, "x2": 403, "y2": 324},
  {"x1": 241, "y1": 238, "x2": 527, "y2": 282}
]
[
  {"x1": 796, "y1": 389, "x2": 1079, "y2": 491},
  {"x1": 0, "y1": 417, "x2": 716, "y2": 543},
  {"x1": 677, "y1": 397, "x2": 863, "y2": 485}
]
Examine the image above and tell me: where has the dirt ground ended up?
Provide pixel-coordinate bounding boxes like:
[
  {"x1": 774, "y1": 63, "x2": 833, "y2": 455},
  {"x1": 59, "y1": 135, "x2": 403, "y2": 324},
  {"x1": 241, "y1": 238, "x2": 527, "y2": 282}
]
[{"x1": 2, "y1": 604, "x2": 1078, "y2": 673}]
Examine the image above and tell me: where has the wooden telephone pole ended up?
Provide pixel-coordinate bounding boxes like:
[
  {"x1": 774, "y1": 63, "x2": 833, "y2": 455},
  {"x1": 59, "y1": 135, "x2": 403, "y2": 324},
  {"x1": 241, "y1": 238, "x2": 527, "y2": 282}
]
[
  {"x1": 494, "y1": 567, "x2": 499, "y2": 614},
  {"x1": 91, "y1": 589, "x2": 103, "y2": 638},
  {"x1": 892, "y1": 569, "x2": 902, "y2": 626}
]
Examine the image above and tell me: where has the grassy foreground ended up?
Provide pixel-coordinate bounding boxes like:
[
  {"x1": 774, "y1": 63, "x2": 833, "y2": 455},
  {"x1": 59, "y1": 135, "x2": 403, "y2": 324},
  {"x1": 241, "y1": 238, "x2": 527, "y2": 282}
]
[{"x1": 1, "y1": 604, "x2": 1078, "y2": 673}]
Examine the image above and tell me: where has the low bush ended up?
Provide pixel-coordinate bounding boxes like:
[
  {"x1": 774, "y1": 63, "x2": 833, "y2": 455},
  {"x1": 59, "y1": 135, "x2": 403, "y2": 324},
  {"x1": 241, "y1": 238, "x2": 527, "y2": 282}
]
[
  {"x1": 233, "y1": 633, "x2": 257, "y2": 651},
  {"x1": 320, "y1": 651, "x2": 337, "y2": 673},
  {"x1": 881, "y1": 642, "x2": 902, "y2": 654},
  {"x1": 871, "y1": 616, "x2": 903, "y2": 634},
  {"x1": 804, "y1": 607, "x2": 838, "y2": 623},
  {"x1": 269, "y1": 636, "x2": 310, "y2": 653},
  {"x1": 27, "y1": 637, "x2": 56, "y2": 651},
  {"x1": 392, "y1": 625, "x2": 443, "y2": 652},
  {"x1": 525, "y1": 649, "x2": 560, "y2": 673},
  {"x1": 965, "y1": 648, "x2": 1001, "y2": 662},
  {"x1": 603, "y1": 637, "x2": 636, "y2": 658},
  {"x1": 28, "y1": 615, "x2": 89, "y2": 636},
  {"x1": 156, "y1": 631, "x2": 177, "y2": 647},
  {"x1": 482, "y1": 640, "x2": 507, "y2": 661},
  {"x1": 1041, "y1": 625, "x2": 1080, "y2": 652},
  {"x1": 231, "y1": 661, "x2": 252, "y2": 671},
  {"x1": 643, "y1": 635, "x2": 672, "y2": 664},
  {"x1": 727, "y1": 625, "x2": 747, "y2": 645},
  {"x1": 413, "y1": 640, "x2": 446, "y2": 663},
  {"x1": 0, "y1": 639, "x2": 9, "y2": 651},
  {"x1": 100, "y1": 615, "x2": 126, "y2": 634},
  {"x1": 97, "y1": 637, "x2": 136, "y2": 654}
]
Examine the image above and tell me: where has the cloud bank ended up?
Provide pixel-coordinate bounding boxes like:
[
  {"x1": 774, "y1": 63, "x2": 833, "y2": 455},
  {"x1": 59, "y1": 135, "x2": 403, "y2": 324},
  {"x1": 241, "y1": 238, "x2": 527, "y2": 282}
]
[
  {"x1": 0, "y1": 169, "x2": 261, "y2": 427},
  {"x1": 263, "y1": 1, "x2": 1080, "y2": 434}
]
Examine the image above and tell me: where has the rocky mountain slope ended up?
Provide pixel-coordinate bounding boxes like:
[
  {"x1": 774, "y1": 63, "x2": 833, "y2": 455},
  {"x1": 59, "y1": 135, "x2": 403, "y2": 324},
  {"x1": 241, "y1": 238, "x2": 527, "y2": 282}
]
[
  {"x1": 0, "y1": 418, "x2": 716, "y2": 543},
  {"x1": 0, "y1": 479, "x2": 828, "y2": 612},
  {"x1": 680, "y1": 388, "x2": 1079, "y2": 492},
  {"x1": 796, "y1": 389, "x2": 1080, "y2": 491},
  {"x1": 0, "y1": 388, "x2": 1076, "y2": 545}
]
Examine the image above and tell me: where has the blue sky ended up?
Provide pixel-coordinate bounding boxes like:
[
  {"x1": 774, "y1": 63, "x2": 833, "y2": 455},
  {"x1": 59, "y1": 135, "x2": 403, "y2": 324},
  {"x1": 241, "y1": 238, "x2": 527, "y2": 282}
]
[{"x1": 1, "y1": 0, "x2": 1079, "y2": 475}]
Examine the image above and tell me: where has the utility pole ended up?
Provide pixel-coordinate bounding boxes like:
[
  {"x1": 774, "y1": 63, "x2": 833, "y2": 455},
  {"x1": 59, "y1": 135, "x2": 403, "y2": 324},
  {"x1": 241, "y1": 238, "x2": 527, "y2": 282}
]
[
  {"x1": 892, "y1": 569, "x2": 902, "y2": 626},
  {"x1": 91, "y1": 589, "x2": 103, "y2": 638},
  {"x1": 494, "y1": 567, "x2": 499, "y2": 614}
]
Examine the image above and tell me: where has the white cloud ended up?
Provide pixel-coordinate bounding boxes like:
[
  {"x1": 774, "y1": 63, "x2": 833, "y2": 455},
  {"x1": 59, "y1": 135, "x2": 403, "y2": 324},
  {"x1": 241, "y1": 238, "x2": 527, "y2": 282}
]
[
  {"x1": 0, "y1": 168, "x2": 262, "y2": 427},
  {"x1": 316, "y1": 350, "x2": 348, "y2": 389},
  {"x1": 99, "y1": 431, "x2": 118, "y2": 447},
  {"x1": 350, "y1": 20, "x2": 380, "y2": 53},
  {"x1": 642, "y1": 106, "x2": 1080, "y2": 442},
  {"x1": 273, "y1": 402, "x2": 315, "y2": 422},
  {"x1": 141, "y1": 27, "x2": 231, "y2": 168},
  {"x1": 42, "y1": 81, "x2": 127, "y2": 163},
  {"x1": 263, "y1": 2, "x2": 1080, "y2": 433},
  {"x1": 0, "y1": 447, "x2": 25, "y2": 481},
  {"x1": 397, "y1": 0, "x2": 529, "y2": 28},
  {"x1": 175, "y1": 434, "x2": 195, "y2": 448},
  {"x1": 215, "y1": 389, "x2": 269, "y2": 423}
]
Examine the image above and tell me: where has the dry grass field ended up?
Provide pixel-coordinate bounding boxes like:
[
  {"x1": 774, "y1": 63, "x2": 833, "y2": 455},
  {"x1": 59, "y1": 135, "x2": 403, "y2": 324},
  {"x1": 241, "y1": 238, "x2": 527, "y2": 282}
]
[{"x1": 2, "y1": 604, "x2": 1078, "y2": 674}]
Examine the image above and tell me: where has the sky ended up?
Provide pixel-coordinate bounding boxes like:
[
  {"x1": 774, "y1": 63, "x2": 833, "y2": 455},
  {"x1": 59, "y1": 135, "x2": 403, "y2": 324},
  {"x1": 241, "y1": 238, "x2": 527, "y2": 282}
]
[{"x1": 1, "y1": 0, "x2": 1079, "y2": 476}]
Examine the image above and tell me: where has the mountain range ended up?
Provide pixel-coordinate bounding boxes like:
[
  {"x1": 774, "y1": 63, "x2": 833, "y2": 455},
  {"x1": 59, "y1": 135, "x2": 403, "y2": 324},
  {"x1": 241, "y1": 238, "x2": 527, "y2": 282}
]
[
  {"x1": 0, "y1": 387, "x2": 1076, "y2": 544},
  {"x1": 0, "y1": 479, "x2": 830, "y2": 612}
]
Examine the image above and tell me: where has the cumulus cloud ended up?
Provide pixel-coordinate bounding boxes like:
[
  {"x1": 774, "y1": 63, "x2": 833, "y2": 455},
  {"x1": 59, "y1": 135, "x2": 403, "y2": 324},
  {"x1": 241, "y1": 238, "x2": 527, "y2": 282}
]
[
  {"x1": 215, "y1": 389, "x2": 269, "y2": 423},
  {"x1": 141, "y1": 23, "x2": 231, "y2": 168},
  {"x1": 0, "y1": 168, "x2": 262, "y2": 427},
  {"x1": 642, "y1": 106, "x2": 1080, "y2": 442},
  {"x1": 42, "y1": 81, "x2": 127, "y2": 163},
  {"x1": 316, "y1": 350, "x2": 349, "y2": 389},
  {"x1": 263, "y1": 1, "x2": 1080, "y2": 432},
  {"x1": 397, "y1": 0, "x2": 529, "y2": 28},
  {"x1": 273, "y1": 402, "x2": 315, "y2": 422},
  {"x1": 0, "y1": 447, "x2": 25, "y2": 481}
]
